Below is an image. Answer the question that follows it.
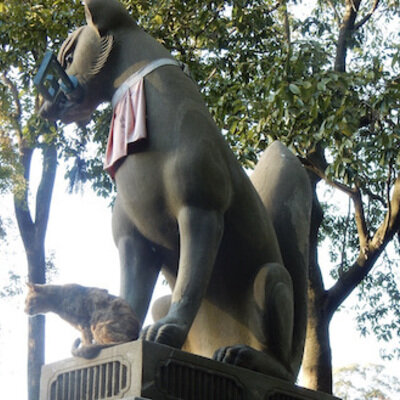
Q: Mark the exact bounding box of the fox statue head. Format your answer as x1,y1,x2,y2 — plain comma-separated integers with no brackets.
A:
39,0,136,123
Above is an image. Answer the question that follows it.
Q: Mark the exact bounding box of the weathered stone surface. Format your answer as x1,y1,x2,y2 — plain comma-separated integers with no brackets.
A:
251,141,311,373
38,0,312,382
40,340,340,400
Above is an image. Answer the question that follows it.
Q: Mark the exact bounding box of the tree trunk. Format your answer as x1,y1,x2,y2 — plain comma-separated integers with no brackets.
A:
14,141,57,400
303,290,333,393
302,162,334,393
334,0,361,72
302,1,380,391
27,315,45,400
26,241,47,400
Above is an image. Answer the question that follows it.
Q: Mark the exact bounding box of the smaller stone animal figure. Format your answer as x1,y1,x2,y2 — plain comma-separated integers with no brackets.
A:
25,282,140,359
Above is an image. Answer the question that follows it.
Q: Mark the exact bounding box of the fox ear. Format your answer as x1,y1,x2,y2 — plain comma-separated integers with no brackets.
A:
26,282,44,292
84,0,134,36
26,282,36,291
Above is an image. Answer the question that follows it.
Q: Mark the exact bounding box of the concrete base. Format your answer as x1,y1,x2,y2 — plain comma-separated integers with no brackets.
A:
40,340,340,400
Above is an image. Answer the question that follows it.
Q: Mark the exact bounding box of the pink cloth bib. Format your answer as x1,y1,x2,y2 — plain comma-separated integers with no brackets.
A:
104,78,146,178
103,58,183,178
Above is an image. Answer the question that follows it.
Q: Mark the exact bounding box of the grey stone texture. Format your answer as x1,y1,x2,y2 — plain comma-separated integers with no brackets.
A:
40,340,340,400
39,0,313,383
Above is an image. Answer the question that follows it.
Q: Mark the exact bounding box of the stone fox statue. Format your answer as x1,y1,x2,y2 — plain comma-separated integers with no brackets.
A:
39,0,311,381
25,283,140,359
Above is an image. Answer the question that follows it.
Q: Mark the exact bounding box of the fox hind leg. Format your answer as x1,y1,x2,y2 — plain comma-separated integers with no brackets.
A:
213,263,295,382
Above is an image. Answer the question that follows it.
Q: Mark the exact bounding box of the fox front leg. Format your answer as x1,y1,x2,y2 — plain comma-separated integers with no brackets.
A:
142,206,224,349
112,197,163,326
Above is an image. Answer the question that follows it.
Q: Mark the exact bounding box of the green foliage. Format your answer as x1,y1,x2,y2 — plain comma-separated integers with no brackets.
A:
63,107,114,198
334,363,400,399
355,252,400,360
0,0,84,126
0,0,84,192
0,130,16,194
289,2,400,358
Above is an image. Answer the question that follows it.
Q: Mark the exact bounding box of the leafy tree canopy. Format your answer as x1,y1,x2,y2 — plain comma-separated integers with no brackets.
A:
0,0,85,193
334,363,400,399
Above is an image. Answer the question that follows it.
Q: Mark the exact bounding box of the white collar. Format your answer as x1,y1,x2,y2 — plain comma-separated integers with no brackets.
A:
111,58,181,108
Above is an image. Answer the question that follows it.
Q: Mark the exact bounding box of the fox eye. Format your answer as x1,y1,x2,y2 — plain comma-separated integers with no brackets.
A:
65,53,74,67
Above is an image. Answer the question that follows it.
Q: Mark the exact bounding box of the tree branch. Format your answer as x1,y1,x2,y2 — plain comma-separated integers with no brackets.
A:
362,186,386,207
301,159,355,197
14,146,35,250
325,175,400,316
340,198,352,268
302,158,372,261
334,0,361,72
354,0,380,30
350,185,369,254
35,143,57,242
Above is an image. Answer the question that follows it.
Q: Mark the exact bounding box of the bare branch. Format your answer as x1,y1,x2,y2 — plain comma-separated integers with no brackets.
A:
362,186,386,207
204,68,217,85
334,0,361,72
265,2,281,15
301,157,379,256
354,0,380,30
35,143,57,243
303,161,370,258
325,175,400,316
302,159,355,197
14,147,35,250
350,185,369,254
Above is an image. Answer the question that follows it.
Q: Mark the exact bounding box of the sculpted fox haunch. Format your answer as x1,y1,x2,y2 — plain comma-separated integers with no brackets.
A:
39,0,311,381
25,283,140,359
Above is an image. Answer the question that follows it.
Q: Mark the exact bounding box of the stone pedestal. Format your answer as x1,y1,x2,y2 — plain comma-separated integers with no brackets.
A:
40,340,339,400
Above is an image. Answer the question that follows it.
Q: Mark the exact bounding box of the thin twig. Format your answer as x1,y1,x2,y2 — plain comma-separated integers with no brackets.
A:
302,159,355,197
302,157,370,253
204,68,217,85
362,186,386,207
